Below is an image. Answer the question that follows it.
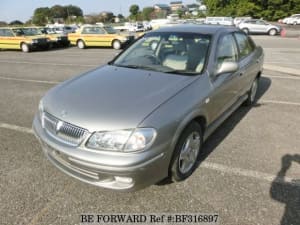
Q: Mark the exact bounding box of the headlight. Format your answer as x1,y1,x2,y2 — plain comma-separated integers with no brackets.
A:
120,37,129,42
86,128,156,152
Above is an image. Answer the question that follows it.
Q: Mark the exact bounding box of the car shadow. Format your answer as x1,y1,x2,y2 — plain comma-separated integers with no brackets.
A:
270,154,300,225
157,76,271,185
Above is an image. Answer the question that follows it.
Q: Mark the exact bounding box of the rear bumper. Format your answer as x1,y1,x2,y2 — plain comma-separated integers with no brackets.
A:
32,115,170,191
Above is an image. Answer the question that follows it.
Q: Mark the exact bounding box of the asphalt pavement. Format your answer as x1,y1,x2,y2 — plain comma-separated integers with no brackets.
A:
0,35,299,225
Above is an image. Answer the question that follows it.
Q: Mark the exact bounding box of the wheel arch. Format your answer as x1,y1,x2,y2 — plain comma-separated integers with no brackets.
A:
20,42,30,52
76,39,84,44
111,38,120,44
167,114,207,179
193,116,207,134
267,27,278,33
256,70,262,79
111,39,122,48
170,111,208,154
20,41,26,48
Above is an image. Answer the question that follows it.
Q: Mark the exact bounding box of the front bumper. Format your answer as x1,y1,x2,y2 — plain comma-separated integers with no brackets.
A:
121,36,135,46
32,115,169,191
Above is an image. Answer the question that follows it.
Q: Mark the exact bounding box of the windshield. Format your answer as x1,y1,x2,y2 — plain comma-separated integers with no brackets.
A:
113,32,211,75
103,26,117,34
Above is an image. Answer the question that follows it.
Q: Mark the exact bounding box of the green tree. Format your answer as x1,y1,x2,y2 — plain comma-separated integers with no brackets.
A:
129,4,140,20
9,20,24,26
99,12,115,23
203,0,298,20
176,9,185,18
50,5,68,19
75,16,85,24
32,7,50,25
141,7,154,20
65,5,83,17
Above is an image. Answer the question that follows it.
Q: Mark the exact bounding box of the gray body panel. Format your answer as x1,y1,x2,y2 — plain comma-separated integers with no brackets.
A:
44,65,196,132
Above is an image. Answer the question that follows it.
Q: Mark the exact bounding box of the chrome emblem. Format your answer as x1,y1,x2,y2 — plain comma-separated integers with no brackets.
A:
56,121,64,133
61,110,67,118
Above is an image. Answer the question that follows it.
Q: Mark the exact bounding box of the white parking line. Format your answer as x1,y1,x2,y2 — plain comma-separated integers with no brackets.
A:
263,74,300,80
265,62,300,65
0,76,60,84
0,123,33,134
0,60,98,67
0,122,299,187
200,161,299,186
260,100,300,106
0,53,115,58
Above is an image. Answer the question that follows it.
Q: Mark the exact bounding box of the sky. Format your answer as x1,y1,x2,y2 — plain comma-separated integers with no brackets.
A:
0,0,197,23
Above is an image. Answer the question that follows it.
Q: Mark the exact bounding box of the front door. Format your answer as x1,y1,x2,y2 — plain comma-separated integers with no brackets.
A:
207,33,241,122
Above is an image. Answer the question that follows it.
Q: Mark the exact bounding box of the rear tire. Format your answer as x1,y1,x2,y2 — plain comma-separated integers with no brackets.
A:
112,40,121,50
21,43,30,53
170,121,203,182
244,78,259,106
242,28,249,34
77,40,85,49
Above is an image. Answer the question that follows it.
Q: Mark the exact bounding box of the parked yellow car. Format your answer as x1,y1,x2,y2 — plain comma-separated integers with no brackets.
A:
0,27,50,52
68,25,134,49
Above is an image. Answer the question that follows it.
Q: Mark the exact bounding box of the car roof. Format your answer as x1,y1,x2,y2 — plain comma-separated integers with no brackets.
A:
152,24,238,35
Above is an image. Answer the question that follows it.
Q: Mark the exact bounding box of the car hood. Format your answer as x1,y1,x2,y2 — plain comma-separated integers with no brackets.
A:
43,65,197,132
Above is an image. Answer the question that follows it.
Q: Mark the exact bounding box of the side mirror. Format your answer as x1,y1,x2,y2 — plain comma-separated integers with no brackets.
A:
215,61,238,76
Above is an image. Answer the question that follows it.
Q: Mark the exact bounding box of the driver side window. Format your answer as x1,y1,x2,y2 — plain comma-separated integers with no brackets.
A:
216,34,238,70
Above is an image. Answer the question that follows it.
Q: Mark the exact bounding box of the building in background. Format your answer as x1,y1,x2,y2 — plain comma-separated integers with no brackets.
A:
170,1,184,11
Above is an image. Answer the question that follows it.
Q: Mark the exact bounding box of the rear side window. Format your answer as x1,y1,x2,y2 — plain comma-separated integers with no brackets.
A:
82,27,105,34
234,32,254,58
0,29,14,37
216,34,238,69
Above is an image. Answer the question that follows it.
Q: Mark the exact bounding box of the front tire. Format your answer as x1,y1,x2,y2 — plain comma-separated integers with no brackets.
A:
170,122,203,182
242,28,249,35
112,40,121,50
269,29,277,36
244,78,259,106
21,43,30,53
77,40,86,49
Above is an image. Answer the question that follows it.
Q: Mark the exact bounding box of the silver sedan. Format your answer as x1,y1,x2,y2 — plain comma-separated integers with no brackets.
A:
33,25,264,191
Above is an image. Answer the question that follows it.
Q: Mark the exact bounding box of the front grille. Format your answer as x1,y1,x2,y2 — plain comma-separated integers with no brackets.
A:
128,36,135,42
43,112,88,146
37,38,48,44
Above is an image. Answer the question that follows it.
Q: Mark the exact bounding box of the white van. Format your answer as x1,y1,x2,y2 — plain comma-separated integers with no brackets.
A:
205,17,234,26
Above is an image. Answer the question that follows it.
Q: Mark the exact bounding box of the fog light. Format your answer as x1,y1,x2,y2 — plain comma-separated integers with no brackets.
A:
115,176,133,184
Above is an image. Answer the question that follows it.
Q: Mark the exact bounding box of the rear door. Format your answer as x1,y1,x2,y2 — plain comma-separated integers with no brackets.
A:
0,28,19,49
81,27,109,47
233,32,258,95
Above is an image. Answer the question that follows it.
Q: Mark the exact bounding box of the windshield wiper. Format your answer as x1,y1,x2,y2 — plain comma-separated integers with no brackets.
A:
112,64,139,69
164,70,199,76
112,64,161,71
